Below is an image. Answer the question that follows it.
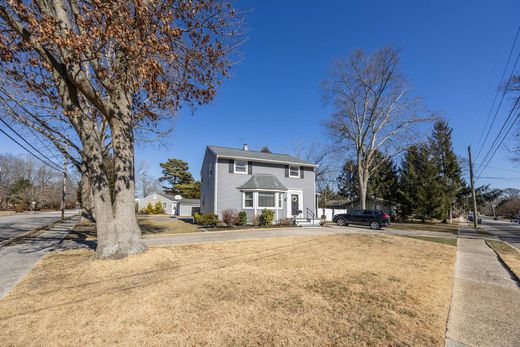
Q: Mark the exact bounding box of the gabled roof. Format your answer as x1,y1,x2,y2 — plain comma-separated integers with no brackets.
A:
237,174,288,191
207,145,316,167
178,198,200,206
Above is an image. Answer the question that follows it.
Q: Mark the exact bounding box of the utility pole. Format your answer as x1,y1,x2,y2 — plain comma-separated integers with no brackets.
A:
61,152,67,220
468,145,478,228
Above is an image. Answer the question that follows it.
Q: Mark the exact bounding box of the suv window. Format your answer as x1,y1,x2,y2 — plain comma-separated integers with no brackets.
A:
350,210,362,215
362,210,374,215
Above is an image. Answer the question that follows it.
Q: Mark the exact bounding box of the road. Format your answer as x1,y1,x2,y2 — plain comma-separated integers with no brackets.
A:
478,218,520,249
0,210,78,242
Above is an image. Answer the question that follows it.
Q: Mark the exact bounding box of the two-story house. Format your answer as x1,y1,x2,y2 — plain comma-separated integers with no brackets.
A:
200,145,317,224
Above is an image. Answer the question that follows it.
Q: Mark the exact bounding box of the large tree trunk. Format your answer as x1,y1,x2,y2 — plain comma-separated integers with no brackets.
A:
79,160,95,223
109,105,146,258
358,163,368,210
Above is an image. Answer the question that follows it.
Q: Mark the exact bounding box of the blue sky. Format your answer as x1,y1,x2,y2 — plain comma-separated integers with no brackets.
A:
1,0,519,189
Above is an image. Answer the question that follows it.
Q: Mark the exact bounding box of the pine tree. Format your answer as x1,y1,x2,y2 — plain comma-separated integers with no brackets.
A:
159,159,198,197
337,160,359,202
398,145,442,221
429,120,463,222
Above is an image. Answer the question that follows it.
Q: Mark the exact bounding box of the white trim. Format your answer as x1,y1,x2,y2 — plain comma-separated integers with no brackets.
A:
288,165,300,178
286,190,303,218
214,154,318,168
214,158,218,214
239,188,286,192
234,160,248,174
242,191,254,209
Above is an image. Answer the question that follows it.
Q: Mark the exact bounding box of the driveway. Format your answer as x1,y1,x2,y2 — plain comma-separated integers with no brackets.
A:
0,210,78,242
460,218,520,249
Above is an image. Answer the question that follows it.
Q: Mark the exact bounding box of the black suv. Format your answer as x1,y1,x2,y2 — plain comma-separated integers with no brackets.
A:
332,210,390,230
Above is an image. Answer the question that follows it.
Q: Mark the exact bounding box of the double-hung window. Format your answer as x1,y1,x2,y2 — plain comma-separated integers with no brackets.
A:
289,165,300,178
244,192,254,208
258,192,276,208
277,193,283,208
234,160,248,174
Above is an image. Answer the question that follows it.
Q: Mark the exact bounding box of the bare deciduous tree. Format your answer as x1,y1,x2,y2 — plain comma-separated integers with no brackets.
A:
323,46,434,209
136,161,161,198
0,1,241,258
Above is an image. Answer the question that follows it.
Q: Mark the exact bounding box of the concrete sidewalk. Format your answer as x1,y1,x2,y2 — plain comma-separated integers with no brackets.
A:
0,217,79,299
445,238,520,347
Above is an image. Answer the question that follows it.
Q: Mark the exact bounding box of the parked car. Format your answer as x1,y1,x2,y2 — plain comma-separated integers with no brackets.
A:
332,210,391,230
511,218,519,223
467,214,482,224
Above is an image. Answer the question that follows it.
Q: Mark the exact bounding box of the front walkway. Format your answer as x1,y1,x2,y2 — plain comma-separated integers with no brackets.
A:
0,217,80,299
445,237,520,347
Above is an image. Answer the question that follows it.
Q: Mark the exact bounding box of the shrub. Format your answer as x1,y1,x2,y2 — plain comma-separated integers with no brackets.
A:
154,201,165,214
279,217,293,226
238,211,247,226
222,209,239,227
320,214,327,226
196,213,219,227
15,201,26,213
259,209,275,226
252,215,260,227
194,212,202,225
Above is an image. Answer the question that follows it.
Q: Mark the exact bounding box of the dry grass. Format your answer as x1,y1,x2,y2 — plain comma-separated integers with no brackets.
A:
0,234,456,346
388,221,460,234
70,215,199,240
486,240,520,279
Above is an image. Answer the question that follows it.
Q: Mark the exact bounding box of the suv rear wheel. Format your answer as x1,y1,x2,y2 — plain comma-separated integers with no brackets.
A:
336,217,348,226
369,221,381,230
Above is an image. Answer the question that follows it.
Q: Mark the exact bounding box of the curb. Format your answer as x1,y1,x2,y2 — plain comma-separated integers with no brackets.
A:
0,214,78,249
483,239,520,283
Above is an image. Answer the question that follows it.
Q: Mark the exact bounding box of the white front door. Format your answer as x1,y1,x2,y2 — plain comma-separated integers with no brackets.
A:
287,190,303,218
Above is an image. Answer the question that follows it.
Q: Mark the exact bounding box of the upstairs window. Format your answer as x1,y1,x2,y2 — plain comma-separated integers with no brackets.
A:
234,160,248,174
289,165,300,178
208,163,213,178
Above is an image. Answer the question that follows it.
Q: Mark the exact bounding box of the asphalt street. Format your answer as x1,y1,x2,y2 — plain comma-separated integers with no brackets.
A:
0,210,77,242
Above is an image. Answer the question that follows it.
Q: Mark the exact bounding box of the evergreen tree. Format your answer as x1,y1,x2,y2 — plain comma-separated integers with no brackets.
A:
337,160,358,202
318,184,340,207
159,159,198,197
398,145,442,221
260,146,271,153
429,120,463,222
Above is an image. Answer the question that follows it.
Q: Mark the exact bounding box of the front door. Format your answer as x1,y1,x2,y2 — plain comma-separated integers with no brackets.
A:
287,190,303,218
291,194,299,217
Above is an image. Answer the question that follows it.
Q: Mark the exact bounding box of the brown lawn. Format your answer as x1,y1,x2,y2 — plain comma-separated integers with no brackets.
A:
70,215,199,240
486,240,520,279
388,220,460,234
0,234,456,346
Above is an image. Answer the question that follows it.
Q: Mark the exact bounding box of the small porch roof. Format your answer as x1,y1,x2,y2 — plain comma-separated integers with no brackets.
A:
237,174,288,191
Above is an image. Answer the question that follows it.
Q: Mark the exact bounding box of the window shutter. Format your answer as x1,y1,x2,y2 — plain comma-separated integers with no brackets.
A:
285,165,289,177
300,166,304,179
248,161,253,175
229,159,234,173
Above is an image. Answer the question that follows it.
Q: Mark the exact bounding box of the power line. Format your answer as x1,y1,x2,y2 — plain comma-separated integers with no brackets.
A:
476,45,520,161
476,103,520,179
0,118,63,172
0,126,63,173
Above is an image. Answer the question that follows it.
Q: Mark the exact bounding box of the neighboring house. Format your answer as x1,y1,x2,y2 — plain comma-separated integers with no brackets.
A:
136,193,200,216
200,144,317,224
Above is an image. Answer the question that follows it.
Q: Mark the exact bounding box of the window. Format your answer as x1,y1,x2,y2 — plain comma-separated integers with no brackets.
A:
244,192,253,208
278,193,283,208
162,203,167,209
234,160,248,174
289,165,300,178
258,192,276,208
209,163,213,177
362,210,374,215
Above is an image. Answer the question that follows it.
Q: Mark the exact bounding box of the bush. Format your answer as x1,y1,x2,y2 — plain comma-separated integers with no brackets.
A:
153,201,165,214
222,209,239,227
15,201,26,213
259,209,275,226
252,215,260,227
238,211,247,226
279,217,293,226
194,212,202,225
195,213,219,227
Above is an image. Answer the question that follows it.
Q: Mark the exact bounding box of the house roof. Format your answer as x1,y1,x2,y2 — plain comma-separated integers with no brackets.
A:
207,145,316,167
237,174,288,191
178,198,200,206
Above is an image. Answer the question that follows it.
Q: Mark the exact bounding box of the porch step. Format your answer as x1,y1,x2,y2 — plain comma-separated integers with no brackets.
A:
295,218,321,227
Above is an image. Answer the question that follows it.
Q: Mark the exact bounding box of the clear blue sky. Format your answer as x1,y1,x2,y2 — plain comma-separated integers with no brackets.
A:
1,0,519,189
